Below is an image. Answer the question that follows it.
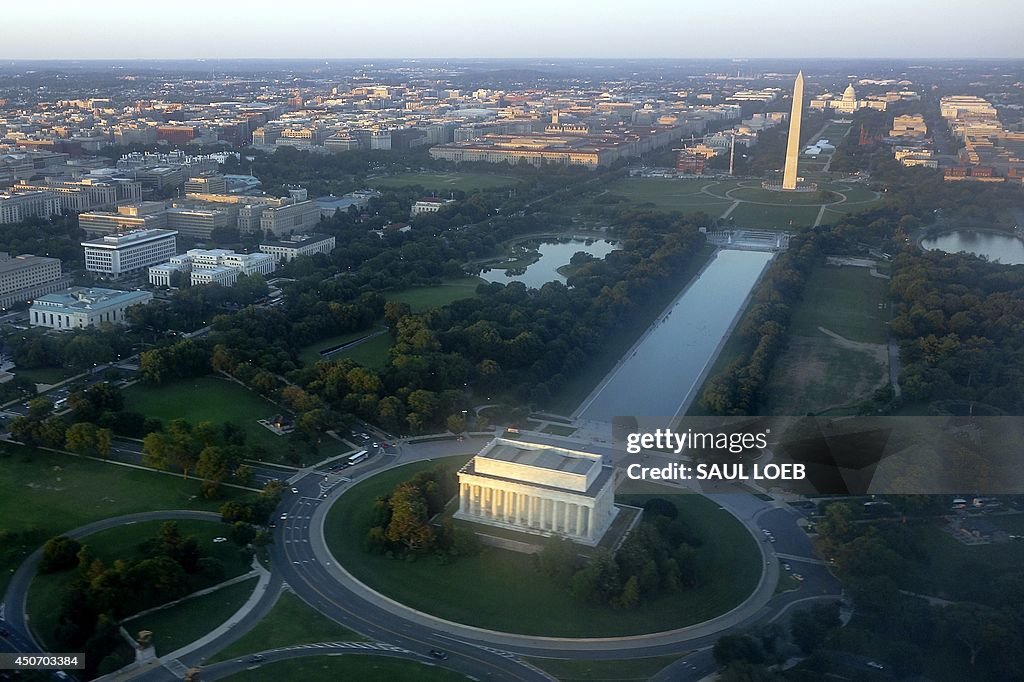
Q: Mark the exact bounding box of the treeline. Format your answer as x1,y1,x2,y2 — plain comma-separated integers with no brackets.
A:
889,249,1024,414
43,522,238,678
364,465,480,561
536,498,701,610
0,214,84,264
811,502,1024,679
700,232,824,414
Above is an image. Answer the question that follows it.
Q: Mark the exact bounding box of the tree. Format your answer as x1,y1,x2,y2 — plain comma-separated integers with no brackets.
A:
40,536,82,573
65,422,99,456
384,482,434,552
714,634,765,666
445,412,467,434
96,428,113,460
789,602,841,655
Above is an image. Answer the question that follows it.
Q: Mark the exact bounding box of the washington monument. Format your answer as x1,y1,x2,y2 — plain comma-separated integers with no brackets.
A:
782,71,804,190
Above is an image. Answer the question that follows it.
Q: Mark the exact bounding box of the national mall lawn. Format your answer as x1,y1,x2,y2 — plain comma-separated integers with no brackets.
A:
324,456,762,638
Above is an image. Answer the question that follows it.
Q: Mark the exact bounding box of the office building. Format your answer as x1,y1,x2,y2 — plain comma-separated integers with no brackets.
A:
30,287,153,330
259,233,336,263
149,248,275,287
165,206,230,239
82,229,178,278
259,200,320,236
0,253,71,309
0,191,60,224
411,198,455,216
890,114,928,139
184,173,228,195
12,178,142,212
79,202,168,236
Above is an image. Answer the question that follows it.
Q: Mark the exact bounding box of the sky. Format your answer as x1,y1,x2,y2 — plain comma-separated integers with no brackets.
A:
3,0,1022,60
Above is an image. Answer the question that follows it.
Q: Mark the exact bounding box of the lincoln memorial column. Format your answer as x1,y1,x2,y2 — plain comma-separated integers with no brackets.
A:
472,485,481,516
460,483,470,511
587,506,595,539
525,495,534,527
576,504,586,537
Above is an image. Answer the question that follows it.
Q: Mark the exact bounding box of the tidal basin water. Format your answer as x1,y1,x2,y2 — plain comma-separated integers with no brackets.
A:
480,239,619,289
921,230,1024,265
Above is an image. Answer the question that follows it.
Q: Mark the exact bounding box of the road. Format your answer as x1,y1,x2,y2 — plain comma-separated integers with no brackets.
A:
0,431,841,682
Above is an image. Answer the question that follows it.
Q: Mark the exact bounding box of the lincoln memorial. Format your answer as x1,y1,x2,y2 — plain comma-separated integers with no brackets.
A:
454,437,618,546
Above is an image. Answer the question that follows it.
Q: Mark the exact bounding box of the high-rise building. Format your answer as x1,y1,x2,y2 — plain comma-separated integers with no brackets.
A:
782,72,804,191
81,229,178,279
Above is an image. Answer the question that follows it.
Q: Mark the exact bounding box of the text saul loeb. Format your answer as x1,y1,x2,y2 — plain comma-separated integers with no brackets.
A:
626,462,806,481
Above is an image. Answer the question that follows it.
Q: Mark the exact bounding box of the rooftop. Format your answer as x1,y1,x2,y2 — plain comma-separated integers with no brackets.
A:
32,286,150,310
485,441,594,475
81,229,177,248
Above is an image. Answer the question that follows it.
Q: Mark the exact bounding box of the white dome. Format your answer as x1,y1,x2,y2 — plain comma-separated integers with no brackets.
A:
843,84,857,101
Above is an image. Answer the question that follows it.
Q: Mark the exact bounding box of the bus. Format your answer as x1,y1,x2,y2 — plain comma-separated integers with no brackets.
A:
347,450,369,466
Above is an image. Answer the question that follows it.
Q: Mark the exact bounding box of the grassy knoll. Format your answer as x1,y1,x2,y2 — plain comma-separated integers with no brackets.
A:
788,265,889,343
387,277,483,312
28,519,250,652
726,202,822,229
336,334,392,370
221,656,469,682
550,243,717,415
369,171,520,192
298,328,384,366
324,456,761,637
208,591,363,663
123,376,292,461
604,177,732,214
0,443,231,596
524,654,685,682
131,577,258,655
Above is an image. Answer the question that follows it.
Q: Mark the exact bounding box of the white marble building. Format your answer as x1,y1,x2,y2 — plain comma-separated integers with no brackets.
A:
455,438,617,546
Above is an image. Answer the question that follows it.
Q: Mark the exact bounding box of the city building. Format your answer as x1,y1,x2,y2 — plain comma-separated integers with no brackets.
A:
0,253,71,309
165,206,230,239
184,173,228,195
890,114,928,139
30,287,153,330
676,145,718,174
411,198,455,216
313,189,380,217
454,437,618,547
809,84,889,113
148,248,275,287
11,178,142,212
259,200,321,236
82,229,178,279
78,202,168,236
259,233,336,263
0,190,60,224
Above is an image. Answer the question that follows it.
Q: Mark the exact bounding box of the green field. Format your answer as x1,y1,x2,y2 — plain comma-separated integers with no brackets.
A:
299,328,384,366
324,456,761,637
788,266,890,343
388,277,483,312
28,519,251,653
726,202,823,228
221,655,468,682
0,444,230,596
14,366,79,385
727,186,835,205
209,591,363,663
336,334,392,370
525,654,685,681
131,577,257,655
603,178,732,215
123,376,293,462
369,172,520,192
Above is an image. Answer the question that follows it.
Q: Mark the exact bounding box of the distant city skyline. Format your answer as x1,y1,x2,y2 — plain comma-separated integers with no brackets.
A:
2,0,1022,60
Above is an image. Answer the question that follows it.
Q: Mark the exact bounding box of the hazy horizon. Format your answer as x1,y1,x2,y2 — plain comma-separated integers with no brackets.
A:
3,0,1021,60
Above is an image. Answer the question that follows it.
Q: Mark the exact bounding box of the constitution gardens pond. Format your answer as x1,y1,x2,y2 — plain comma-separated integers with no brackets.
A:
479,238,619,289
921,230,1024,265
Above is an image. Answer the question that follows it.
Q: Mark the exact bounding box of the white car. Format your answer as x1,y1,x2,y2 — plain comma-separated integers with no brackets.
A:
213,537,228,543
291,487,299,494
280,513,288,520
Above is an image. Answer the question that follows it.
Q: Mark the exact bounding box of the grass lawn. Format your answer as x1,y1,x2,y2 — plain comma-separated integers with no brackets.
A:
550,243,717,415
325,457,761,637
524,654,685,681
14,366,80,385
0,443,231,597
208,591,364,663
540,424,577,437
726,202,822,229
788,266,889,343
369,171,520,192
123,376,293,462
337,334,392,370
728,186,834,205
130,577,258,656
220,655,468,682
28,519,251,652
604,178,733,215
387,277,483,312
759,340,886,415
298,328,383,366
